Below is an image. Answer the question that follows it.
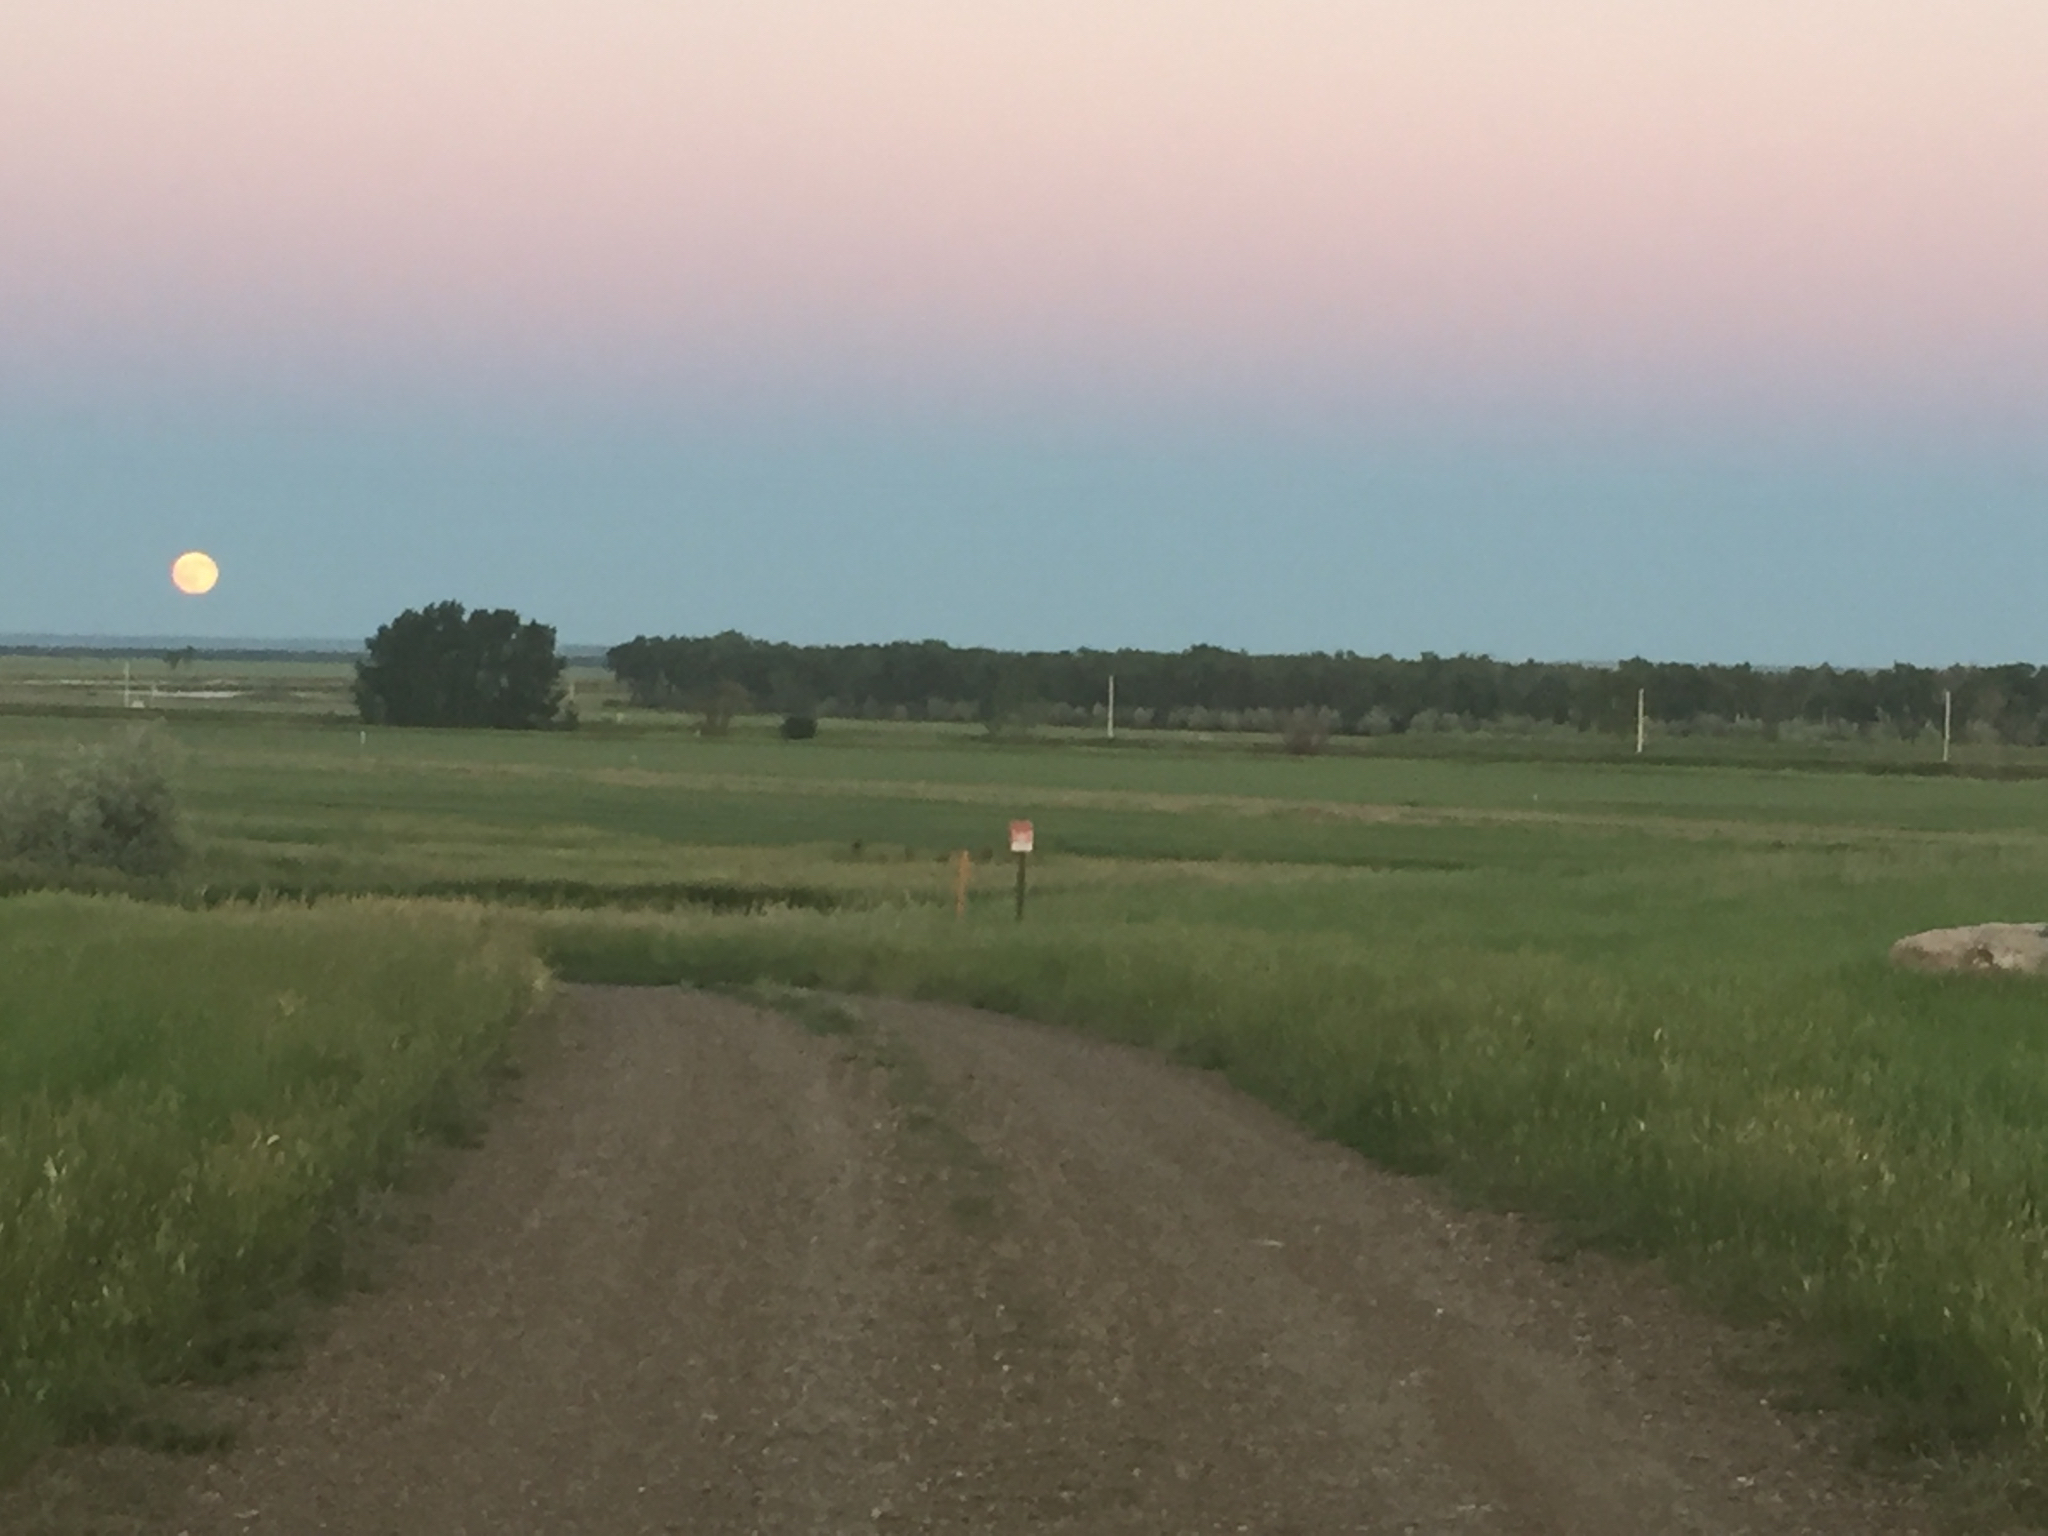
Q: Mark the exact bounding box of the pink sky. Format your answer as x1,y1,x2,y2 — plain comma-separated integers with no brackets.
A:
4,2,2044,431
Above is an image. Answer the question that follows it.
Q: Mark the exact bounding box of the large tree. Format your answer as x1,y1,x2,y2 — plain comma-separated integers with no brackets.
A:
355,601,567,729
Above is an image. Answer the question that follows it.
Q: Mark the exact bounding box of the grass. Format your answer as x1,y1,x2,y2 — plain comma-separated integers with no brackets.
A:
9,681,2048,1511
0,894,544,1472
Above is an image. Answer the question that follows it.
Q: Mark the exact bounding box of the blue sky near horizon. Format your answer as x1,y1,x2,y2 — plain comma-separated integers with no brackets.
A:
10,403,2041,664
6,4,2044,664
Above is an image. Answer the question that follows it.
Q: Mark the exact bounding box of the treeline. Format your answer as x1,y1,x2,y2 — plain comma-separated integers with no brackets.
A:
606,633,2048,743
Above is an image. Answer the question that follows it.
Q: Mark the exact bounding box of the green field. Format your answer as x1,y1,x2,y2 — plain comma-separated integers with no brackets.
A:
7,657,2048,1503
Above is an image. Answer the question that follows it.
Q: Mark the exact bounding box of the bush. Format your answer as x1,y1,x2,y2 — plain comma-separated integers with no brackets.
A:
0,734,184,877
1281,708,1333,756
780,714,818,740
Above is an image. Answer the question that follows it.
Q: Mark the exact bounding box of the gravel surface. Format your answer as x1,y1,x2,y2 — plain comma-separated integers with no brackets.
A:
8,985,1946,1533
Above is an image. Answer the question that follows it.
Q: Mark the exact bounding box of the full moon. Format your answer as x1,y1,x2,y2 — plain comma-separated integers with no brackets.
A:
170,551,219,595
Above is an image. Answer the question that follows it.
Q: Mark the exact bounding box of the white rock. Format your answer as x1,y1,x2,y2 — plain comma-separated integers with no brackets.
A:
1889,923,2048,976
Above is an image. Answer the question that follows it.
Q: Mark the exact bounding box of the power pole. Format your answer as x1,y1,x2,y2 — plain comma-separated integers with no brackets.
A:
1943,689,1953,765
1107,674,1116,742
1635,688,1646,756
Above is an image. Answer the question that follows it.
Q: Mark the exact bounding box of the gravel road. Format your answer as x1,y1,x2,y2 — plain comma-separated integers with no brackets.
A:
11,985,1941,1534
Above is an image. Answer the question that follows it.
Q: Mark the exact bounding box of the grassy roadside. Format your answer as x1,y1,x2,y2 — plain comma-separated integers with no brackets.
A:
540,905,2048,1488
0,895,545,1473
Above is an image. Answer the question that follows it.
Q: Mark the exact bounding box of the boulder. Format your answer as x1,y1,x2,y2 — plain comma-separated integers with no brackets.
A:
1889,923,2048,976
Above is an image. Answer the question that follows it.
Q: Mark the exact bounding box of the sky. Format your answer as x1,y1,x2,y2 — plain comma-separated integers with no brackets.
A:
4,1,2044,662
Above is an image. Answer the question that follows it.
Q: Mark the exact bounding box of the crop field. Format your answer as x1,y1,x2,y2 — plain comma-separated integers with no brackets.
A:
8,654,2048,1500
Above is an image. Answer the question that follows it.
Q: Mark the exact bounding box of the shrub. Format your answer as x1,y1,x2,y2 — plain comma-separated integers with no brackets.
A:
780,714,819,740
983,694,1049,741
1281,708,1333,756
0,734,184,877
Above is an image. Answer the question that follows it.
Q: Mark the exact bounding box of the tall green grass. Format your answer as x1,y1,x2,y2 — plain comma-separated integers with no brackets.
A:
0,895,544,1469
541,906,2048,1458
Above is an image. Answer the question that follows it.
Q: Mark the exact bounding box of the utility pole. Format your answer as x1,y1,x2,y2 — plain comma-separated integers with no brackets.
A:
1635,688,1646,756
1107,674,1116,742
1943,689,1953,765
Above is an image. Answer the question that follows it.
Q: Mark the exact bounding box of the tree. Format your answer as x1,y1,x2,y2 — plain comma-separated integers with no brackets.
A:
355,601,567,729
603,629,2048,746
695,679,751,737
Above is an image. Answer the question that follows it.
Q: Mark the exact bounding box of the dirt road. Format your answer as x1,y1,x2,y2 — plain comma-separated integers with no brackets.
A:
13,986,1939,1533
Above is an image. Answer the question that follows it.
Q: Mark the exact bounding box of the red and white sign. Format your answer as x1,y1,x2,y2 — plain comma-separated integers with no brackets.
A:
1009,820,1034,855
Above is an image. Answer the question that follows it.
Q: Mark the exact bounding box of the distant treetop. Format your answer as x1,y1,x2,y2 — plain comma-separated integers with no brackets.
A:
606,632,2048,744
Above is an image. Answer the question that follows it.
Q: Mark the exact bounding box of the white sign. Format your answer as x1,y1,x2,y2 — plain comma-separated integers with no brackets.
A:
1009,820,1034,855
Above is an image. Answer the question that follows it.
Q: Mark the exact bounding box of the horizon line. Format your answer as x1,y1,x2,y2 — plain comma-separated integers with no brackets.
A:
4,633,2037,675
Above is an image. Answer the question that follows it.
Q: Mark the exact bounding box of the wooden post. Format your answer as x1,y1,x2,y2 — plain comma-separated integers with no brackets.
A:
953,849,971,917
1943,689,1953,765
1635,688,1646,756
1007,820,1033,920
